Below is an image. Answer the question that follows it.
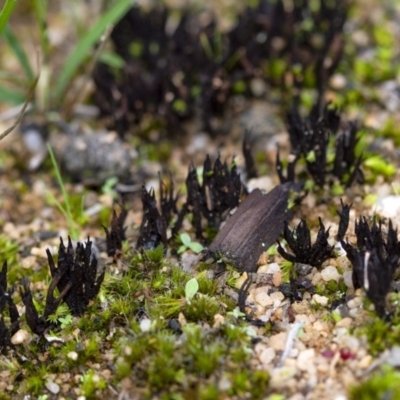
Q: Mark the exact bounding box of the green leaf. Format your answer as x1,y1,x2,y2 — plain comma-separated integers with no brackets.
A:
3,26,35,80
364,155,396,178
54,0,132,101
0,85,25,104
0,0,17,36
185,278,199,302
180,233,191,246
188,241,204,254
98,51,125,69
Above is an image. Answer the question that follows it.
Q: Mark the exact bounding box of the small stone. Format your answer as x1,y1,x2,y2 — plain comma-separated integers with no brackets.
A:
330,73,347,89
45,381,60,394
295,263,313,276
312,294,329,307
270,291,285,302
259,347,276,366
336,255,351,270
257,252,268,266
272,272,282,287
268,332,287,351
321,266,341,282
343,271,353,289
335,317,353,328
358,355,373,369
297,349,315,371
67,352,78,361
255,291,273,308
347,297,362,309
11,329,29,345
140,318,152,332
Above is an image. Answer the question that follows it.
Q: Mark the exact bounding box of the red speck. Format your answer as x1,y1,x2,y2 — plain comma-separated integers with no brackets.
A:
339,348,356,360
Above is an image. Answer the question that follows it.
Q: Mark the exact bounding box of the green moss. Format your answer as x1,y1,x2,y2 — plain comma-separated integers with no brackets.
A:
349,366,400,400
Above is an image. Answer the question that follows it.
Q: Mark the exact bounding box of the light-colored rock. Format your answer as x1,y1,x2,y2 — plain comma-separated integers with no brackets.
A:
45,381,60,394
268,332,287,351
67,351,78,361
312,294,329,307
297,349,315,371
321,266,341,282
347,297,362,309
255,291,273,308
272,272,282,287
343,271,353,289
11,329,29,345
259,347,276,366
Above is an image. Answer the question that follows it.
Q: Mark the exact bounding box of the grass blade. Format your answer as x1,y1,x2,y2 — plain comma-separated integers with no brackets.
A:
47,144,79,240
0,73,39,141
0,85,25,104
53,0,132,101
3,25,35,80
0,0,17,36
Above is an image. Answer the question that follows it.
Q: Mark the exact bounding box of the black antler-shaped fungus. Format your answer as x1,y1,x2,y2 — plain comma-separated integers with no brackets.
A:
178,155,241,242
336,199,352,241
137,186,168,251
341,218,400,317
20,269,70,335
103,209,127,258
278,217,334,268
0,262,19,352
47,237,104,316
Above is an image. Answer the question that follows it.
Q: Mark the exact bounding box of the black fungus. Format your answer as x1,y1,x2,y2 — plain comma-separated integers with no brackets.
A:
137,185,168,251
278,102,363,188
278,217,334,268
93,1,348,137
175,155,241,242
0,262,19,352
46,237,104,316
341,218,400,317
336,199,352,241
103,209,127,258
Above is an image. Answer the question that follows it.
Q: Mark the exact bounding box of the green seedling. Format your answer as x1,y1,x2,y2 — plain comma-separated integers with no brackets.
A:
178,233,204,254
46,143,83,240
185,277,199,303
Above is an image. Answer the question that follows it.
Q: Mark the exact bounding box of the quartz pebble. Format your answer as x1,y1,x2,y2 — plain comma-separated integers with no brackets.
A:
347,297,362,309
11,329,29,345
45,381,60,394
255,291,273,308
312,294,329,307
259,347,276,366
321,266,341,282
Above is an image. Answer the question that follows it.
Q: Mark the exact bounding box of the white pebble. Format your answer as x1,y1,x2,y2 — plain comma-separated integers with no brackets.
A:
45,381,60,394
67,351,78,361
140,318,152,332
259,347,276,366
347,297,362,309
255,291,273,308
11,329,29,345
266,263,281,274
321,266,341,282
312,294,329,307
343,271,354,289
297,349,315,371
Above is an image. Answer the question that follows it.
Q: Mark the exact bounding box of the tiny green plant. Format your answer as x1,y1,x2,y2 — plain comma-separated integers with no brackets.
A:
185,278,199,304
178,233,204,254
46,143,82,240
